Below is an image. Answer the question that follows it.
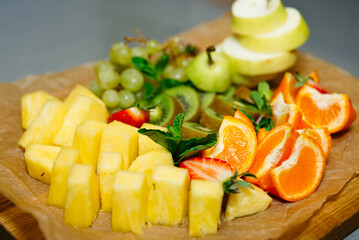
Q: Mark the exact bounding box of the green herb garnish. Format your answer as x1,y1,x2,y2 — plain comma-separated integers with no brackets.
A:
294,71,309,88
223,170,257,194
132,53,169,80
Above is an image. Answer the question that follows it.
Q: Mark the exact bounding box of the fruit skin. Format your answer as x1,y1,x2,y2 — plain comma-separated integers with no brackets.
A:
186,51,231,93
24,144,61,184
112,170,148,235
138,123,168,155
146,165,190,226
181,122,215,139
199,107,224,132
108,106,149,128
189,180,223,237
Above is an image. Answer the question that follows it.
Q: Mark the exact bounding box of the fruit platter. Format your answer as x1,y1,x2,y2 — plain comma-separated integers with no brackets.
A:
1,1,359,239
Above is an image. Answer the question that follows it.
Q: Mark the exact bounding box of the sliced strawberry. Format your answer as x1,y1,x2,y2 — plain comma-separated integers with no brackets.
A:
179,157,233,181
108,106,149,128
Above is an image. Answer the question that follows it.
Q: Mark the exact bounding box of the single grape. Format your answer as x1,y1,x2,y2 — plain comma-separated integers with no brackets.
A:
135,89,145,100
163,64,175,79
118,89,136,108
131,47,148,59
94,60,114,76
120,68,144,92
97,69,121,90
109,42,132,65
168,67,187,82
176,56,193,68
146,39,160,55
102,89,120,108
88,79,104,97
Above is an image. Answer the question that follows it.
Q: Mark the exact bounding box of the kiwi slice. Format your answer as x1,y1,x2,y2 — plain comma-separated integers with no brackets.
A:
163,85,201,122
148,94,183,127
199,92,216,109
221,85,236,99
210,95,258,117
199,107,224,131
181,122,216,139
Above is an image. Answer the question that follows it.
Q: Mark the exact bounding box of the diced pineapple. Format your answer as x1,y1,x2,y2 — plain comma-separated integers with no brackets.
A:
73,119,106,171
48,147,80,208
53,95,108,147
18,99,68,149
99,121,138,169
112,170,148,235
21,90,58,129
189,180,223,237
128,149,173,187
97,152,125,212
138,123,168,155
24,144,61,184
64,164,100,228
146,165,189,226
63,84,105,108
225,183,272,221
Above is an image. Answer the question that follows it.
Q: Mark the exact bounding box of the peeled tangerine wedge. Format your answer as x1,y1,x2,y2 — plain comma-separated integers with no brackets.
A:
239,7,309,53
231,0,288,36
296,128,331,159
295,84,357,134
271,92,302,129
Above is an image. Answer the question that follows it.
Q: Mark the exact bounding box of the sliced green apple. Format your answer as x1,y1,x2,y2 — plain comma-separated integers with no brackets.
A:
221,36,297,76
239,7,310,53
231,0,287,36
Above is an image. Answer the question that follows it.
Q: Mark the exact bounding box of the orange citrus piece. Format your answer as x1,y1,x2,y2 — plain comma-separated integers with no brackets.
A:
234,109,254,127
271,72,298,104
296,128,331,159
257,128,267,144
271,92,302,129
295,85,357,134
308,69,320,84
268,133,325,202
204,116,257,174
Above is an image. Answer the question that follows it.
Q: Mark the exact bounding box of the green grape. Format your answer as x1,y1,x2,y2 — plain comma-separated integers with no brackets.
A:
97,69,121,90
118,89,136,108
135,89,145,100
94,60,114,76
146,39,160,55
176,56,193,68
120,68,144,92
163,64,175,78
88,79,104,97
108,105,123,115
131,46,148,59
168,67,187,82
109,42,132,65
102,89,120,108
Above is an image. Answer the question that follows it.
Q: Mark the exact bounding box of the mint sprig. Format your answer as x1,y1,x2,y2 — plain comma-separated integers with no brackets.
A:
132,53,169,80
223,170,257,194
294,71,309,88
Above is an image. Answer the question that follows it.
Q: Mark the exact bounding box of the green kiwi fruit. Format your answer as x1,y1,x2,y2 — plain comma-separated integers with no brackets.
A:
210,95,258,117
221,85,236,99
199,92,216,109
181,122,216,139
163,85,201,122
199,107,224,131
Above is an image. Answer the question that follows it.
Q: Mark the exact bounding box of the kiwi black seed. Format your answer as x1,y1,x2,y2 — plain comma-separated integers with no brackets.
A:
199,107,224,131
181,122,216,139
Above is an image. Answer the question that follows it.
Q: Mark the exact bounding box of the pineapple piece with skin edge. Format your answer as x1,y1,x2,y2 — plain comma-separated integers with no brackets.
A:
99,121,138,169
146,165,190,226
24,144,61,184
73,119,106,171
18,99,68,149
48,147,80,208
97,152,125,212
225,182,272,221
53,95,108,147
64,164,100,228
21,90,58,129
63,84,105,108
189,180,223,237
112,170,148,235
138,123,168,155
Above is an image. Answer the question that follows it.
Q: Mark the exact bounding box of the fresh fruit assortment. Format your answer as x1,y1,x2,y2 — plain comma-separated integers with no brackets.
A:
16,0,357,238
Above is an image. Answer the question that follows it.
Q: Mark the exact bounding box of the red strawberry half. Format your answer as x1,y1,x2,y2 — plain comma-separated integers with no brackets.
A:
108,106,149,128
179,157,234,181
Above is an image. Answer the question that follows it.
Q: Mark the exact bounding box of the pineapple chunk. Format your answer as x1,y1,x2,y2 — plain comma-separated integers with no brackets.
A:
225,183,272,221
53,95,108,147
48,147,80,208
112,170,148,235
21,90,58,129
146,165,189,226
97,152,125,212
73,119,106,171
64,164,100,228
138,123,168,155
24,144,61,184
63,84,105,108
189,180,223,237
99,121,138,169
18,99,68,149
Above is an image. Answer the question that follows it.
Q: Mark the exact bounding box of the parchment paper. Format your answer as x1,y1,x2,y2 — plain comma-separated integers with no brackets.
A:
1,13,359,240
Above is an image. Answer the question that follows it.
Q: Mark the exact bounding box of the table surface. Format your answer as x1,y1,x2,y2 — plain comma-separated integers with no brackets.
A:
0,0,358,239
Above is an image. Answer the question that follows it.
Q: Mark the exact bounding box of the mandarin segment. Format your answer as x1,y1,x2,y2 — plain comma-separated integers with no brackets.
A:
271,92,302,129
296,128,331,159
271,72,298,104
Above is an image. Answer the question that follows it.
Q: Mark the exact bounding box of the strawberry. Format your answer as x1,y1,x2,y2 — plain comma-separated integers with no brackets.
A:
107,106,149,128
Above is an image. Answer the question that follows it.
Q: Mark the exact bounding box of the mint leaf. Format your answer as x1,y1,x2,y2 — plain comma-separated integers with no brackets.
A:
143,82,156,100
132,57,157,79
223,170,257,194
258,81,273,101
294,72,309,88
258,117,274,132
167,112,185,138
155,54,169,78
137,128,178,153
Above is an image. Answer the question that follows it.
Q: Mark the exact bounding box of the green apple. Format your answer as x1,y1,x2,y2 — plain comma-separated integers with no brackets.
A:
186,46,231,93
231,0,287,36
239,7,310,53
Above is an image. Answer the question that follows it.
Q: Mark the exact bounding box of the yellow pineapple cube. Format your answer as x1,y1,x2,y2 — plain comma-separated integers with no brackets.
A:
48,147,80,208
53,95,108,147
146,165,189,226
18,99,68,149
97,152,125,212
138,123,168,155
64,164,100,228
99,121,138,169
189,180,224,237
21,90,58,129
63,84,105,108
24,144,61,184
73,119,106,170
225,183,272,221
112,170,148,235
